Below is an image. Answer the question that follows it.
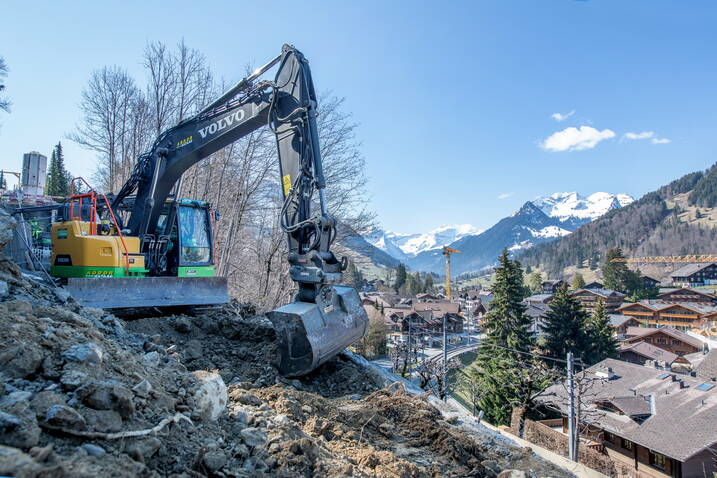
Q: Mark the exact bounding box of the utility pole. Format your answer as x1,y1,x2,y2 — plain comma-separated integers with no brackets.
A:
442,315,447,400
567,351,577,462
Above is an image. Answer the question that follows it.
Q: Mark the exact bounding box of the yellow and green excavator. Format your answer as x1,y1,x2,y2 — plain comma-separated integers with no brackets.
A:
47,44,368,376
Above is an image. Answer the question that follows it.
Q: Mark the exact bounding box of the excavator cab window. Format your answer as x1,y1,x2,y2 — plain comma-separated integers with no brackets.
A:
177,204,212,265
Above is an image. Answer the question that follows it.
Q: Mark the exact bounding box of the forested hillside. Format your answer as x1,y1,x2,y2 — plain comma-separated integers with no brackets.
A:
520,163,717,278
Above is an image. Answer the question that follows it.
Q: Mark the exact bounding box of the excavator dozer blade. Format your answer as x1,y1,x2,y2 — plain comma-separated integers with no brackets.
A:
266,285,369,377
66,277,229,309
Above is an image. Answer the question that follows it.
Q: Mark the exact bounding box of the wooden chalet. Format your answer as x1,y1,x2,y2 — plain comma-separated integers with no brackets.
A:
570,288,626,313
657,288,717,305
671,263,717,287
622,326,704,357
617,301,717,331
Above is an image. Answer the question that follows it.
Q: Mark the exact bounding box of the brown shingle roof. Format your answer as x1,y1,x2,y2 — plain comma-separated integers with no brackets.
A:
539,358,717,461
618,341,678,364
622,326,704,350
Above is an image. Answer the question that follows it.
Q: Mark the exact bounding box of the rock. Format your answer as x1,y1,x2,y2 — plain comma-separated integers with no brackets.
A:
77,381,135,419
62,343,104,366
0,209,17,252
0,445,41,478
53,287,71,303
45,405,87,431
81,444,106,457
81,409,123,433
0,412,22,434
143,351,161,367
183,340,203,361
0,343,44,378
30,390,67,419
0,391,33,408
232,392,261,407
497,471,528,478
203,449,228,472
378,422,393,437
127,437,161,461
172,317,193,333
240,427,267,447
191,371,227,421
132,379,153,398
0,280,9,300
60,369,88,390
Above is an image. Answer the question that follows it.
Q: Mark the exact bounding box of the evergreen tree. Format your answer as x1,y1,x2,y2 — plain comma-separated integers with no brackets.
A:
424,273,434,292
0,171,6,190
585,299,618,365
602,247,629,291
571,273,585,290
526,271,543,294
474,249,534,424
542,284,589,362
394,263,407,293
46,142,71,196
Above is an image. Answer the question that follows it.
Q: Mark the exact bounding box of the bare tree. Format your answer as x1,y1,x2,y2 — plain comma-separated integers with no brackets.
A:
143,41,177,135
0,56,10,113
416,356,459,399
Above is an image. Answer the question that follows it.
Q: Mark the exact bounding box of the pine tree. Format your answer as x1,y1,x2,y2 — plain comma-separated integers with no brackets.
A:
602,247,629,292
46,142,71,196
526,271,543,294
585,299,618,365
394,263,407,293
474,249,534,424
424,273,434,292
572,273,585,290
542,284,589,362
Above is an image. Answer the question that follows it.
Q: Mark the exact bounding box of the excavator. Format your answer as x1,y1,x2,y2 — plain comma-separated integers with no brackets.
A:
48,44,368,376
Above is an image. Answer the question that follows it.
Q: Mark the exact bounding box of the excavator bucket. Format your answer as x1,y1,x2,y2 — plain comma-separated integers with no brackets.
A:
266,285,368,377
66,277,229,309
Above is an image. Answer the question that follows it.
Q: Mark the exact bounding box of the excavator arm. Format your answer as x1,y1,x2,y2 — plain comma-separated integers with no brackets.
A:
107,44,367,376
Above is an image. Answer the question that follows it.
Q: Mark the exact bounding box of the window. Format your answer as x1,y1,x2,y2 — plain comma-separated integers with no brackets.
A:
622,438,633,450
696,382,716,391
649,450,666,470
178,206,211,264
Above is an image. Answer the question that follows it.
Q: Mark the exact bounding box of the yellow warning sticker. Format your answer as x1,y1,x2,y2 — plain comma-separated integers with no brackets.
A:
282,174,291,196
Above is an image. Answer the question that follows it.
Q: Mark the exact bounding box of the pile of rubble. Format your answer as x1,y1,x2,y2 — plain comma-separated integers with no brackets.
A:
0,209,573,477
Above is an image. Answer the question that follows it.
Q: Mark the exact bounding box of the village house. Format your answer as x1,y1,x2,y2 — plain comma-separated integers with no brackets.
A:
617,301,717,331
670,263,717,288
570,288,626,314
584,280,604,289
642,275,660,289
524,293,553,305
621,326,704,357
617,341,678,367
541,280,566,294
657,288,717,305
538,359,717,478
609,314,642,338
383,300,465,335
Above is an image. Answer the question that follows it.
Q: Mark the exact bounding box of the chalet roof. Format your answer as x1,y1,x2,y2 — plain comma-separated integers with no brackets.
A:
584,281,604,288
415,293,438,300
618,341,679,364
412,301,461,318
609,314,636,327
524,294,553,303
695,350,717,381
539,358,717,461
671,262,717,278
571,288,626,299
658,287,717,300
618,300,717,315
541,280,564,286
524,303,549,319
607,396,652,416
623,326,704,349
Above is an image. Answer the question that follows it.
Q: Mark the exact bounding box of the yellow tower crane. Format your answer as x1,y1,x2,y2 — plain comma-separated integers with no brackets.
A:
611,255,717,264
443,246,461,299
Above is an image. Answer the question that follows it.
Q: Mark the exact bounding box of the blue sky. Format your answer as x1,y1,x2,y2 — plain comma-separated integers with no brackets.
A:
1,1,716,233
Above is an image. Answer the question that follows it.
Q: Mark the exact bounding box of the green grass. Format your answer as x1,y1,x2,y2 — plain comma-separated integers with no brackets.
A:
448,352,478,411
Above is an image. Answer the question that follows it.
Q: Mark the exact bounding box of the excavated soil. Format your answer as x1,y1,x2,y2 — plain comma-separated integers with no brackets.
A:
0,210,574,478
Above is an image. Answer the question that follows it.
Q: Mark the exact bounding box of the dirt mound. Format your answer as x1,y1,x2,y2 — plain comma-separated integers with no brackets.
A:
0,215,573,477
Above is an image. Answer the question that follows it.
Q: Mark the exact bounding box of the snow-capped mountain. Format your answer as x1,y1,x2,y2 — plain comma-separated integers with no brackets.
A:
366,224,482,259
532,192,634,229
360,191,634,275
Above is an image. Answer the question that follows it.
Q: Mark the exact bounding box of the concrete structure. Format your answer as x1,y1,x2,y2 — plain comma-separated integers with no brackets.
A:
21,151,47,196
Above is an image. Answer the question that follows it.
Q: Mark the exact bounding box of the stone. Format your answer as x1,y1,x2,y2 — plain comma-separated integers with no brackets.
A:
0,391,33,408
81,409,123,433
143,351,161,367
0,280,9,299
30,390,67,419
203,449,228,472
0,399,41,449
45,405,87,431
378,422,393,437
0,445,41,478
183,340,203,361
127,437,161,461
191,371,227,421
0,412,22,434
172,317,193,333
60,369,88,390
53,287,71,303
62,343,104,366
77,381,135,419
232,392,261,407
0,343,44,378
81,443,106,457
497,471,528,478
132,379,153,398
240,427,267,447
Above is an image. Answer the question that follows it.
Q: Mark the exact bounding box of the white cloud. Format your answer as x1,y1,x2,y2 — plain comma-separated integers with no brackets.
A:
623,131,654,140
540,126,616,152
497,192,514,200
651,137,671,144
551,110,575,122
